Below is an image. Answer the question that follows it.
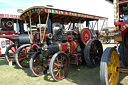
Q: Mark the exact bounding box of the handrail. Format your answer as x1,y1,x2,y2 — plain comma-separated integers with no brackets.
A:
41,13,49,43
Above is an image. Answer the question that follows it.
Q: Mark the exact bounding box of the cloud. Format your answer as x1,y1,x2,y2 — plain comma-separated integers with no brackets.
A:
0,8,20,15
0,1,9,3
0,0,114,27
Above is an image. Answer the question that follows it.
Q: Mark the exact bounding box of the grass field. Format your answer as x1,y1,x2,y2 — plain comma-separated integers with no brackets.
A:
0,43,128,85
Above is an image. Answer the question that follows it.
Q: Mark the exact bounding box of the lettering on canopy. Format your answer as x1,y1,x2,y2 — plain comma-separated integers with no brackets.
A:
0,14,19,19
45,8,101,20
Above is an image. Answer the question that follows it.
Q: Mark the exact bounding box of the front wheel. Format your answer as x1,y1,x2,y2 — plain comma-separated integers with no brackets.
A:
49,52,70,81
29,51,48,76
100,47,120,85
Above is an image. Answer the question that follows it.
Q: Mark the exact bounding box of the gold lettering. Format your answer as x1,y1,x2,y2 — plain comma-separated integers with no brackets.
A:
55,10,58,14
78,14,81,16
65,12,68,15
69,12,71,15
48,9,52,13
61,11,63,14
52,10,55,13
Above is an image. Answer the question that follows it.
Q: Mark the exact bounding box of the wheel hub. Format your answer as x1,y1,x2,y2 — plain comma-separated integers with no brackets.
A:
58,64,64,69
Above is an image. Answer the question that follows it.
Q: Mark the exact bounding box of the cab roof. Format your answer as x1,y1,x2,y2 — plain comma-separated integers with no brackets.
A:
20,6,108,23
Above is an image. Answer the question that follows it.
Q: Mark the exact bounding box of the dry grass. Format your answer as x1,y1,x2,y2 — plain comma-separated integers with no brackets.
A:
0,58,102,85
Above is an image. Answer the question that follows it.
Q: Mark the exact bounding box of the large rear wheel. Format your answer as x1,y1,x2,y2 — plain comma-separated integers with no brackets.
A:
49,52,70,81
119,42,128,67
5,44,17,64
100,47,120,85
84,39,103,67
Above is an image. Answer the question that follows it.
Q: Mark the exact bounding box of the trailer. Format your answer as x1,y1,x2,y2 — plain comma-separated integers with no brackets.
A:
0,14,19,57
0,14,29,64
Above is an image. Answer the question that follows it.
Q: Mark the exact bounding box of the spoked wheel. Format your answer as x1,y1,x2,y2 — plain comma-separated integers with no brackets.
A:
119,42,128,67
124,31,128,49
49,52,70,81
29,51,49,76
15,44,31,68
100,47,120,85
5,44,17,64
84,39,103,67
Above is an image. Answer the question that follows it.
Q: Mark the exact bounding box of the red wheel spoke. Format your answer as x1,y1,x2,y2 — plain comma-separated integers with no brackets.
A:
54,62,60,66
20,60,25,65
62,57,65,63
55,69,61,77
35,65,40,71
64,61,67,65
53,67,58,71
14,46,17,50
19,57,26,60
62,69,65,76
56,57,59,64
10,48,15,53
50,52,70,81
59,70,61,78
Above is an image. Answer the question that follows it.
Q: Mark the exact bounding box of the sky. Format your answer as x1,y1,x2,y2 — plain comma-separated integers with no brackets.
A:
0,0,114,27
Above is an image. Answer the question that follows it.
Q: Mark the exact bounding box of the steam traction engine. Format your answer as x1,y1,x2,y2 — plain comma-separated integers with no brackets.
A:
100,0,128,85
14,6,107,81
0,14,29,64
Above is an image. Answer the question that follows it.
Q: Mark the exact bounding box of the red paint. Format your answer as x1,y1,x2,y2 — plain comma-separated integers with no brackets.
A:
81,29,91,45
68,35,73,41
59,41,78,53
68,41,78,53
32,44,39,49
0,14,19,19
61,43,68,52
0,48,1,54
114,22,128,45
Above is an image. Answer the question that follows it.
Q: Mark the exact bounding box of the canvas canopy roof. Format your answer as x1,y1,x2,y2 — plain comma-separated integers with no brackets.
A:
20,6,108,24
